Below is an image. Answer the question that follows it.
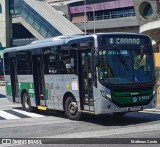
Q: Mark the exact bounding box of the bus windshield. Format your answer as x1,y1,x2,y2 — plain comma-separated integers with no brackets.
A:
98,48,155,84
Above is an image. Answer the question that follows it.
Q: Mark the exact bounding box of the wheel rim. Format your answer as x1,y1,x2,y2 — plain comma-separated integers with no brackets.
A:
68,101,78,116
24,94,30,109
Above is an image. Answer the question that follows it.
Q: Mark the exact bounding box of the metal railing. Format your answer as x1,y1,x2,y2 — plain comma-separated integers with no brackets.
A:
12,38,37,47
87,12,135,21
10,0,61,38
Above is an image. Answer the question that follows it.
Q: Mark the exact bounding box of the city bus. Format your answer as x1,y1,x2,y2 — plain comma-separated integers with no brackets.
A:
3,33,156,120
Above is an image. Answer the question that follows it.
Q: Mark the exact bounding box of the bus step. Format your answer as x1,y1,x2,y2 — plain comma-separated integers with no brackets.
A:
37,106,47,110
80,110,94,114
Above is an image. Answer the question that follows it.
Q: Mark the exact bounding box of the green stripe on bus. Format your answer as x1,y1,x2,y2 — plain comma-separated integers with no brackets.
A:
6,82,49,100
6,83,12,96
112,94,153,104
111,89,153,97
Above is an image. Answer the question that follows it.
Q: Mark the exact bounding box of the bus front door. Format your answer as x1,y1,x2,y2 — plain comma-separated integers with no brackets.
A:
79,51,94,112
10,57,18,102
32,55,46,106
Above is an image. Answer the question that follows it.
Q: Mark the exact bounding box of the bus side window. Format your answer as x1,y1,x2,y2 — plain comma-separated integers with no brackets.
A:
59,47,77,74
43,48,58,74
17,51,32,75
70,49,77,74
4,53,10,75
59,48,71,74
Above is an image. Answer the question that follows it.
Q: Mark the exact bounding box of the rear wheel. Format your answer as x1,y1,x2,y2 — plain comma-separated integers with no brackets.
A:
65,97,81,120
22,92,35,112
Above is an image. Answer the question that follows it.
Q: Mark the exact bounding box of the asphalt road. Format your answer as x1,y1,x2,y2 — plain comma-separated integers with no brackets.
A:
1,86,160,146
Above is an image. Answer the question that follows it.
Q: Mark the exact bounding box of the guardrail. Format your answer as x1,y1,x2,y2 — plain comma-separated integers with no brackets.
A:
87,12,135,21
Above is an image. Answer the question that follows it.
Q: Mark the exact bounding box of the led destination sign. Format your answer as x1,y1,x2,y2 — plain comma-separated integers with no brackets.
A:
110,38,140,45
99,36,151,46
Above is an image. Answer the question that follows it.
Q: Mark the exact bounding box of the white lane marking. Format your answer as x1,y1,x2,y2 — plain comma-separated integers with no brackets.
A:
43,123,160,138
12,109,45,118
0,110,21,120
144,109,160,112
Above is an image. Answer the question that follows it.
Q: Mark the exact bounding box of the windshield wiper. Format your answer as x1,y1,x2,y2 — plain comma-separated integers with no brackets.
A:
113,47,129,71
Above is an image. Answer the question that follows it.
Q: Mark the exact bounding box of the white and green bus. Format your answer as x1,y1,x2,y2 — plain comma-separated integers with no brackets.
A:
4,33,156,120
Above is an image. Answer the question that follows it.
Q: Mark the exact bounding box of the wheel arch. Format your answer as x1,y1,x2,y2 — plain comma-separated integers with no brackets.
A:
63,92,76,111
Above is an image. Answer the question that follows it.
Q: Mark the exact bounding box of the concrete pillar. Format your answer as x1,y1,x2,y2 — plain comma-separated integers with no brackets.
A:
0,0,10,48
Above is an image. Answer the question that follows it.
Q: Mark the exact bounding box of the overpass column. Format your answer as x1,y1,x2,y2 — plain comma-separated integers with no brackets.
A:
0,0,11,48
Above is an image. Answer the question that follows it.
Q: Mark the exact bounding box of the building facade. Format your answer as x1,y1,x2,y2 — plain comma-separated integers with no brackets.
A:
0,0,10,48
53,0,139,34
0,0,139,48
133,0,160,51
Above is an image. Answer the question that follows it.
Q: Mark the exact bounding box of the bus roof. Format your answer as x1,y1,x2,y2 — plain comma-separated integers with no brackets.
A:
4,33,150,53
4,35,93,53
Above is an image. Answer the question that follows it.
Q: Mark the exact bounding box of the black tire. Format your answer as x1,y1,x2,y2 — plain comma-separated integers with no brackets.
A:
113,112,127,117
22,92,35,112
65,97,81,120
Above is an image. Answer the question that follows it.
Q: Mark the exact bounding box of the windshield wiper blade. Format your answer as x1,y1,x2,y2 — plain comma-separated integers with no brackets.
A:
113,47,129,71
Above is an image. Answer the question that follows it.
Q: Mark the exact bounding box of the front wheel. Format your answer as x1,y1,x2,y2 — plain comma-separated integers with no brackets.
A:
22,92,35,112
65,97,81,120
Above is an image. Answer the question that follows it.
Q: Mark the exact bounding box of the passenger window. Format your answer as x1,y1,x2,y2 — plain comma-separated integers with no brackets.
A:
4,53,10,75
59,45,77,74
43,48,58,74
43,45,78,75
17,51,32,75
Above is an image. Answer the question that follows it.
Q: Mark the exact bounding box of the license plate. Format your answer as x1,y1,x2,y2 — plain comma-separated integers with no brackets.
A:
129,107,142,112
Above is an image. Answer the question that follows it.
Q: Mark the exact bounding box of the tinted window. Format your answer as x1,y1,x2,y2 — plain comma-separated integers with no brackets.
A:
43,47,58,74
17,51,32,75
98,48,154,84
0,59,3,75
0,4,2,13
59,48,77,74
3,53,10,75
43,45,77,74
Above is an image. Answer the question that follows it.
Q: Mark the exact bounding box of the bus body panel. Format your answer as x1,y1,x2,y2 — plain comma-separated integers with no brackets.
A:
62,74,80,110
44,74,80,111
95,82,156,114
94,82,115,114
5,75,13,102
17,75,35,104
44,74,63,110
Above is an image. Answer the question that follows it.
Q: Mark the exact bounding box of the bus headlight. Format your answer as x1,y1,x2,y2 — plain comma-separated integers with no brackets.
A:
153,85,156,95
101,90,111,100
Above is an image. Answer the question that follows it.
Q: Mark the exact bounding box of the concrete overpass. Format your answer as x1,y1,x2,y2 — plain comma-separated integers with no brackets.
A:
0,0,83,47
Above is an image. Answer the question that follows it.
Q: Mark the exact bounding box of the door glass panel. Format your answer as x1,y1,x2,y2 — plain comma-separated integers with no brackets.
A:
10,57,18,101
32,55,45,106
80,51,94,111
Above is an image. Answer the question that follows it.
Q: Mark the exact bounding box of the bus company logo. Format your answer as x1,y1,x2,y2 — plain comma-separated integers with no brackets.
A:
2,139,12,145
109,38,114,44
131,92,139,96
133,97,138,103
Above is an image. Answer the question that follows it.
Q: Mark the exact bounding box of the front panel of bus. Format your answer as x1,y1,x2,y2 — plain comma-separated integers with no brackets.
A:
95,34,156,114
